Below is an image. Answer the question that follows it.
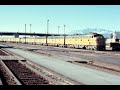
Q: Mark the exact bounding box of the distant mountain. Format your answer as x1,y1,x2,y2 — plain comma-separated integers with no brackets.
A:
69,28,113,38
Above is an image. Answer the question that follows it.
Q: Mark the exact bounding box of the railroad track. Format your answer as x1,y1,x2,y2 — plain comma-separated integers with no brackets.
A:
0,48,78,85
0,49,51,85
3,60,50,85
0,59,78,85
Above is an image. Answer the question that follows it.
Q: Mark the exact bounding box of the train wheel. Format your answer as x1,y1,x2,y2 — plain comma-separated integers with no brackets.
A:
92,46,95,50
83,46,86,49
89,46,91,50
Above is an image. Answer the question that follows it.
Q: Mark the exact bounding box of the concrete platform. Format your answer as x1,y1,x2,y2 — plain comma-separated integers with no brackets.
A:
0,44,13,48
6,48,120,85
0,56,25,60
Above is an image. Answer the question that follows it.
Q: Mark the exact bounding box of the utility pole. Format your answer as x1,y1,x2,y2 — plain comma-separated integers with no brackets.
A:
58,26,60,34
25,24,26,44
64,24,66,46
30,24,31,33
46,20,49,45
47,20,49,34
64,25,66,35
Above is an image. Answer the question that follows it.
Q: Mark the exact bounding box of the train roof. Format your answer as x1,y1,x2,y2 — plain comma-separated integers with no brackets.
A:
68,33,102,36
34,33,104,39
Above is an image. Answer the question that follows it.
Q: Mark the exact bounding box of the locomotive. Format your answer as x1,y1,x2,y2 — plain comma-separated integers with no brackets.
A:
0,33,106,51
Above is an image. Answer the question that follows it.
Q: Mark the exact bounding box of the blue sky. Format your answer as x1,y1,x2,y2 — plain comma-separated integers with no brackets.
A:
0,5,120,34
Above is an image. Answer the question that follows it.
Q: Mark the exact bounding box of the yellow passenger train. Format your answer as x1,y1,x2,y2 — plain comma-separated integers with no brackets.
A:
0,33,106,51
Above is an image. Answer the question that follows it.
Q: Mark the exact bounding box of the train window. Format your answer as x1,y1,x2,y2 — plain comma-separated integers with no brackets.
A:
94,35,97,37
94,34,104,38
